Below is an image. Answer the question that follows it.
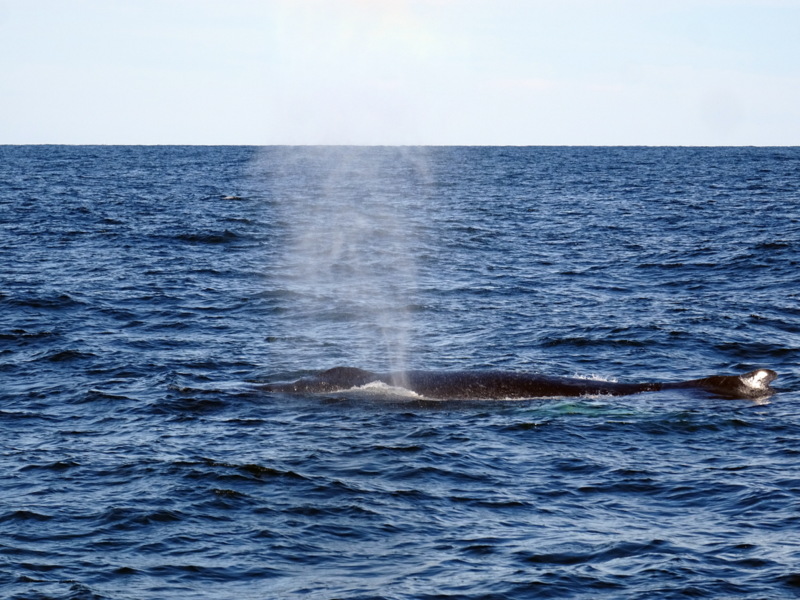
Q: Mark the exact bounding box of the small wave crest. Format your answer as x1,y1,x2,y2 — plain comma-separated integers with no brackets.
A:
569,373,620,383
174,229,243,244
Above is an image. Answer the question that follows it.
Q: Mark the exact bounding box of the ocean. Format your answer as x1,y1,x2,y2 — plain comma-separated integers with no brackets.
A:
1,145,799,599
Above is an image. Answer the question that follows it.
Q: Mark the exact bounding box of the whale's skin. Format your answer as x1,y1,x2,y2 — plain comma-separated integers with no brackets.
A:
263,367,778,400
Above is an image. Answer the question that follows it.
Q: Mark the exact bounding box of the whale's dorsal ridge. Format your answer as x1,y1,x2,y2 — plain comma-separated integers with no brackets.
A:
740,368,778,391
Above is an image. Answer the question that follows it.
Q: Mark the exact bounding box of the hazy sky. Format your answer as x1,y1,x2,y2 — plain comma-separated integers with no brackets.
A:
2,0,798,145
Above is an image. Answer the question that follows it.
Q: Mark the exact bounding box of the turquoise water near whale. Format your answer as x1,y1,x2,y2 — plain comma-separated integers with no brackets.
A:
1,146,799,599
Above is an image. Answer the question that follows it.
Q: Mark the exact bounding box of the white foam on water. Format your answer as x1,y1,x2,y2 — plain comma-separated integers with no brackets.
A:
569,373,619,383
348,380,423,398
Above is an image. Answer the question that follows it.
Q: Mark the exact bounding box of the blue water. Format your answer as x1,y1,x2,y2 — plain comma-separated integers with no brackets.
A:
1,146,799,599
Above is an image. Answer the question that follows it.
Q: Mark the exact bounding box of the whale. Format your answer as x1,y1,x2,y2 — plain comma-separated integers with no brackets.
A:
262,366,778,400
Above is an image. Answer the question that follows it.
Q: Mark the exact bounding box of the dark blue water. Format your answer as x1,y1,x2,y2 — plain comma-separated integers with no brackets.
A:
2,146,799,599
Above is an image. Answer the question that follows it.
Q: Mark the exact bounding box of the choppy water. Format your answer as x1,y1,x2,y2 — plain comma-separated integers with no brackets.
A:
1,146,799,599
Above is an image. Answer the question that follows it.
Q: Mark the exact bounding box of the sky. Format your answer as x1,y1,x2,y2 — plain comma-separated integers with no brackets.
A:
1,0,798,145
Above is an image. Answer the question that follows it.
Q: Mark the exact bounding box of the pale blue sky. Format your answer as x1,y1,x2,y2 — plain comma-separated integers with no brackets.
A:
2,0,798,145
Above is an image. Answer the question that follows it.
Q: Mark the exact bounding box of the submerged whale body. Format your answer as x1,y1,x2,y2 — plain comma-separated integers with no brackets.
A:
263,367,778,400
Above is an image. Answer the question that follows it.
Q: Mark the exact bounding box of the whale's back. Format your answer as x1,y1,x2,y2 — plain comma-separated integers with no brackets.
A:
664,368,778,399
264,367,778,400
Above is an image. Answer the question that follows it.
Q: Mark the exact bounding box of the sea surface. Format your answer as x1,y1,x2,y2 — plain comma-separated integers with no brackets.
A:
1,145,799,599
